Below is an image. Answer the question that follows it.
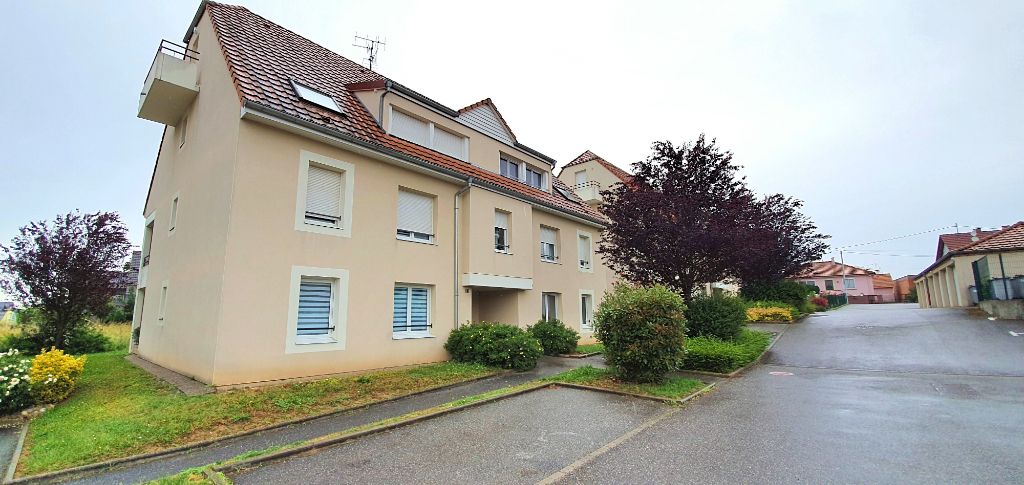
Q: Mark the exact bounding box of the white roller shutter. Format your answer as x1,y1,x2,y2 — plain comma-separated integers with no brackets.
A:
433,127,466,161
306,165,344,225
578,235,591,267
397,190,434,235
390,110,429,146
540,227,557,245
494,211,509,229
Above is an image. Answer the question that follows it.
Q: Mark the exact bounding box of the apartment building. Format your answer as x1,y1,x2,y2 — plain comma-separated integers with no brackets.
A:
133,2,614,386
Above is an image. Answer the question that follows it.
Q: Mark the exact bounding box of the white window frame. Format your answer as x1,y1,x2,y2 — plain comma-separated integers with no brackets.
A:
495,209,511,254
396,188,436,244
524,166,544,189
542,292,559,321
499,156,520,180
295,150,355,238
392,284,434,340
286,266,349,353
168,193,180,234
579,290,595,332
844,277,856,290
577,230,594,273
540,225,559,263
387,106,468,161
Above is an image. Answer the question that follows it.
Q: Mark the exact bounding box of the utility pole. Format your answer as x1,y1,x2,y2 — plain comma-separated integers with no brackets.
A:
840,250,848,297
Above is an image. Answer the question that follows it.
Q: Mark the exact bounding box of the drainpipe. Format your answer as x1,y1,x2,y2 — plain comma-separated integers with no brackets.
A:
376,80,393,129
453,178,474,329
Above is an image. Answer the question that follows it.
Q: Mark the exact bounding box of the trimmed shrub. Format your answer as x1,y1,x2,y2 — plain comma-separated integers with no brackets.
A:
740,281,817,308
682,329,772,373
445,322,543,371
595,284,687,383
28,348,87,404
684,295,747,340
746,307,793,322
747,300,799,319
0,349,33,413
527,319,579,356
810,296,829,310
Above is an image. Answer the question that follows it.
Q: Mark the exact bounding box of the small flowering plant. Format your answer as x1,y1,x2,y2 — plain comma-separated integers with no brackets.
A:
0,349,33,413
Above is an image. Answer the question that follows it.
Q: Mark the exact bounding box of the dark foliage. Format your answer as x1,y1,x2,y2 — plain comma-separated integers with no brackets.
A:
740,280,818,308
595,284,687,383
733,194,830,285
445,322,543,371
684,295,748,340
527,319,579,356
1,309,112,355
0,211,130,350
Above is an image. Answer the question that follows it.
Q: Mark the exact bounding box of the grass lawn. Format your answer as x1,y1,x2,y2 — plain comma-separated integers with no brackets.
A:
19,352,494,476
574,343,604,354
546,366,703,400
681,328,773,374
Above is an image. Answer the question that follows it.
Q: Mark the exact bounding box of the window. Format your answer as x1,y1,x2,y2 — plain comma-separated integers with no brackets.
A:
295,151,355,237
825,280,835,291
142,220,154,267
580,292,594,330
393,285,432,338
169,195,179,232
396,189,434,243
844,278,856,290
542,293,559,321
287,266,348,352
525,167,544,189
176,116,187,148
292,80,343,113
500,157,519,180
297,278,334,341
578,232,593,271
158,282,168,322
540,226,558,262
494,210,510,253
574,170,587,185
389,108,467,161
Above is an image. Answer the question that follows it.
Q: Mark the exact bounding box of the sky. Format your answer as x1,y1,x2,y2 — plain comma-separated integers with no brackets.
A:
1,0,1021,291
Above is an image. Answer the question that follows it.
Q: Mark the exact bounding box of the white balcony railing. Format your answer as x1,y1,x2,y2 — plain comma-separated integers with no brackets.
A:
571,181,602,203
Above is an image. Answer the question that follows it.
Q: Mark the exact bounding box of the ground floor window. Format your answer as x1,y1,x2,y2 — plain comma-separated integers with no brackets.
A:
287,266,348,352
825,279,835,291
297,277,335,342
580,292,594,330
542,292,559,321
844,278,856,289
394,285,432,338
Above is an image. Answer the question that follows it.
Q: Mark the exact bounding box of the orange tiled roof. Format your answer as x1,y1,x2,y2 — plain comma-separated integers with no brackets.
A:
200,2,604,223
959,222,1024,253
563,150,633,184
935,230,999,260
871,274,895,289
792,260,875,278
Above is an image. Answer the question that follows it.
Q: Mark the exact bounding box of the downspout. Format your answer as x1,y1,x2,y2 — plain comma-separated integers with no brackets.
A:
454,178,474,329
377,80,393,129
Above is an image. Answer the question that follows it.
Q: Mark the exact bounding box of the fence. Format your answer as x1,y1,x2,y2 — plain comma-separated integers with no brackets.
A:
825,294,848,308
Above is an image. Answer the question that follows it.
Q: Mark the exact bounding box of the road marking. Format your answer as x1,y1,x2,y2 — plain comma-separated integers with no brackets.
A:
769,371,794,376
536,407,680,484
1010,331,1022,337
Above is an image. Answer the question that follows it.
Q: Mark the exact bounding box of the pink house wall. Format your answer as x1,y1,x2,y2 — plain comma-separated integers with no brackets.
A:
795,275,876,296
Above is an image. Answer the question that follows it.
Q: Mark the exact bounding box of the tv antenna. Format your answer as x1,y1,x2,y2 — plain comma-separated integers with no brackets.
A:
353,33,386,70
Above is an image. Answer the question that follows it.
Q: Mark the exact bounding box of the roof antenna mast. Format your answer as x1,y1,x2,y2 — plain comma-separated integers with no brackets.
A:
353,33,386,70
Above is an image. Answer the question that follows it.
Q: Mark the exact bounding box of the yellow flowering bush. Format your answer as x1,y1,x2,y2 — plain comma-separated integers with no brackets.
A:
29,348,86,404
746,307,794,322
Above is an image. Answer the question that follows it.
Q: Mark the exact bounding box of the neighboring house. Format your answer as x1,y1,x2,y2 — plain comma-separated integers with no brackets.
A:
113,251,142,300
790,261,891,303
915,223,1024,308
556,150,633,209
871,274,896,303
893,275,916,302
132,2,615,386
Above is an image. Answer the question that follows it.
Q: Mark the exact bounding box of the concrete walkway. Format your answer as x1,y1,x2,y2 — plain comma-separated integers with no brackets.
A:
58,356,602,485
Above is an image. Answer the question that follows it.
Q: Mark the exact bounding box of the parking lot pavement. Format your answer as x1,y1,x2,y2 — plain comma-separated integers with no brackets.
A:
230,387,667,485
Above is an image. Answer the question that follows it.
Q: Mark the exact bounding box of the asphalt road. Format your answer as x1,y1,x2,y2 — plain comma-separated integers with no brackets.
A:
231,304,1024,484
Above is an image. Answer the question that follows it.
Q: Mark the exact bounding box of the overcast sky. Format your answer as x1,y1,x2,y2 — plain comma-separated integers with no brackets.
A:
1,0,1021,288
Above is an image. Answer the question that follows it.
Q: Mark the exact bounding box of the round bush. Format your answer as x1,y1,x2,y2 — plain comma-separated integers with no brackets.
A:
594,284,687,383
684,295,747,340
527,319,579,356
445,322,543,371
28,348,86,404
0,349,33,414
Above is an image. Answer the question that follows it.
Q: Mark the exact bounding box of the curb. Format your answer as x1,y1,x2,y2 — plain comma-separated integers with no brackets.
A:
213,382,550,475
553,381,715,405
678,327,787,378
5,371,502,484
556,352,602,359
3,424,28,483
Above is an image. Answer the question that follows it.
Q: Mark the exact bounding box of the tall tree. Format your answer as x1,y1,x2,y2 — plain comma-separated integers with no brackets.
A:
0,211,130,349
733,194,830,285
599,136,753,301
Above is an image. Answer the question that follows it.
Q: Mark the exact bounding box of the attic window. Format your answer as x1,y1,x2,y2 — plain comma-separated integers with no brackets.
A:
292,81,343,114
555,186,575,201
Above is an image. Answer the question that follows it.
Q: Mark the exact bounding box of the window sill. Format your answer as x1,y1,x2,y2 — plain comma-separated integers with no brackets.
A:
495,249,513,255
541,259,560,265
296,335,338,345
397,235,436,245
392,332,435,340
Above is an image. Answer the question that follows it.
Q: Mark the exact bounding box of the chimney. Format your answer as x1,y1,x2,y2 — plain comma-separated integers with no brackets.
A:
970,228,979,242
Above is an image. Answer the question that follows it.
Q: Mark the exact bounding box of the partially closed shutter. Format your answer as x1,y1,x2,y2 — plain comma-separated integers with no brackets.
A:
574,170,587,185
393,286,408,332
297,280,332,335
306,165,344,224
495,211,509,229
410,287,429,331
397,190,434,235
391,110,429,146
433,127,466,161
578,236,591,266
541,227,557,245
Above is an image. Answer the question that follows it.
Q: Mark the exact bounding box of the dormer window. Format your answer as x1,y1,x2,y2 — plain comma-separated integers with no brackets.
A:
292,81,343,114
525,167,544,189
389,108,468,161
500,157,519,180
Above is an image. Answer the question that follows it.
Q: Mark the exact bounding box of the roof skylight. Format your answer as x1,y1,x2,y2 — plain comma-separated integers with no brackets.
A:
292,81,343,113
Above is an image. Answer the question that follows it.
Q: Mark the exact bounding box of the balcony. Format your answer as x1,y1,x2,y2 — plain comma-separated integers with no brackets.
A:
571,181,602,204
138,40,199,125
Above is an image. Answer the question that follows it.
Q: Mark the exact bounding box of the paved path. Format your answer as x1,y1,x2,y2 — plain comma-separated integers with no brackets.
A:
226,304,1024,484
60,356,601,485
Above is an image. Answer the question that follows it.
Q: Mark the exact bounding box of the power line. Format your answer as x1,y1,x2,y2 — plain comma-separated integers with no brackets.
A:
841,250,933,258
835,224,970,249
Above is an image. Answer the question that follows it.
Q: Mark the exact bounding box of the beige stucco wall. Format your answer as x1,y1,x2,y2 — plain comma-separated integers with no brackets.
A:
915,250,1024,308
556,158,628,208
134,14,241,383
